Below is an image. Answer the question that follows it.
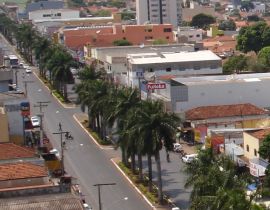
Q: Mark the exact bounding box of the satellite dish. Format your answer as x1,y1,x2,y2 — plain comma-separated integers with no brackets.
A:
139,43,145,48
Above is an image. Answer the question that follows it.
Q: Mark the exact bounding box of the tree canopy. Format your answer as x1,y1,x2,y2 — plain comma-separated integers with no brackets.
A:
191,13,215,29
223,55,248,74
236,21,270,53
258,47,270,68
218,20,236,31
113,39,132,46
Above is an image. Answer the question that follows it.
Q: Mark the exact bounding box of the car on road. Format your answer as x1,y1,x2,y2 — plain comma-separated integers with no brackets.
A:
173,143,183,153
182,154,198,164
25,68,32,74
30,115,40,127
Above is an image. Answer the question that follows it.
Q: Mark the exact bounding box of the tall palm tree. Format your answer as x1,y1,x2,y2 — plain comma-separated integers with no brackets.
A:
131,100,180,203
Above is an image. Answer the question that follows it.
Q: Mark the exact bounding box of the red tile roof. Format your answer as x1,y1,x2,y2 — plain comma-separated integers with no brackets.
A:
0,143,36,160
0,162,47,181
186,103,267,120
247,128,270,141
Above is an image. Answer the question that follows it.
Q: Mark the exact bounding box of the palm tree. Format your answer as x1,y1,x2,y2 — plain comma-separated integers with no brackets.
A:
131,100,180,203
46,47,76,99
33,36,51,77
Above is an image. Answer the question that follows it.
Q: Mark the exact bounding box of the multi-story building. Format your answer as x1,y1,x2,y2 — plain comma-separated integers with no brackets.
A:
136,0,182,28
59,24,174,50
29,9,80,21
127,50,222,88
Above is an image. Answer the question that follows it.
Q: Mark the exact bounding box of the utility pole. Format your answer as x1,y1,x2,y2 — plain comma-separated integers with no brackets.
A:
34,101,50,147
22,80,34,97
14,69,19,88
52,122,70,176
93,183,116,210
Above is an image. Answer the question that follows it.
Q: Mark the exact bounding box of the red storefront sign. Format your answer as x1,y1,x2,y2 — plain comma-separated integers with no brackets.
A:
147,83,166,90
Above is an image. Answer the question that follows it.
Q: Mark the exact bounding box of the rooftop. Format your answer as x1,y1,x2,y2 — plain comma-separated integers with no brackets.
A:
0,162,47,181
246,128,270,141
0,143,36,160
171,73,270,86
185,103,267,120
128,50,221,65
0,192,84,210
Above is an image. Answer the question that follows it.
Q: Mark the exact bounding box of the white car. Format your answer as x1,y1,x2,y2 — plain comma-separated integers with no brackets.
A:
26,68,32,73
31,116,40,127
49,148,60,158
173,143,183,153
182,154,198,164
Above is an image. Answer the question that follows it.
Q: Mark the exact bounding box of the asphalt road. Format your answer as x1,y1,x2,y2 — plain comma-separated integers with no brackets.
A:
1,34,192,210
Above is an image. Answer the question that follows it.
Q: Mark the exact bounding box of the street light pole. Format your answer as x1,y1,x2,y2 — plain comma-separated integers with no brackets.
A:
93,183,116,210
22,80,34,97
52,122,70,176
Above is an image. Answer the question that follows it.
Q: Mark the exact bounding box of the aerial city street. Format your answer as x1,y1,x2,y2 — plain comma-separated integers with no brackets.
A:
2,0,270,210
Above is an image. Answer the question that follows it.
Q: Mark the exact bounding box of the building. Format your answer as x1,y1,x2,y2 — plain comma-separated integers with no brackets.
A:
59,24,174,50
0,107,9,143
29,9,80,21
175,27,203,43
32,14,122,37
127,50,222,88
0,67,13,92
136,0,182,28
155,73,270,113
19,0,65,20
184,103,269,143
251,2,265,13
89,43,195,84
0,94,28,144
243,128,270,177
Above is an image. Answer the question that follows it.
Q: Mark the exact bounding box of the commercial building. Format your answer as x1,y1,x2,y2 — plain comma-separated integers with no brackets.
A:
127,50,222,88
136,0,182,28
29,9,80,21
89,43,195,84
175,27,203,43
155,73,270,113
0,67,13,92
59,24,174,50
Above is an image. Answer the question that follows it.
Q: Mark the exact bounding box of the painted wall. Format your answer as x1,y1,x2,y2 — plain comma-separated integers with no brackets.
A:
243,132,260,160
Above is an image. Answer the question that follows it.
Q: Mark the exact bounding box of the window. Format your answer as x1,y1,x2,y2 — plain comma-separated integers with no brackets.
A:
145,36,153,40
189,35,193,38
163,28,172,32
194,65,200,70
246,145,249,152
166,36,169,39
254,149,257,156
166,67,171,72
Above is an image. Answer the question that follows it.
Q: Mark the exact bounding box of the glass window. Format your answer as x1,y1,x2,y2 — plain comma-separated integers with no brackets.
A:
246,145,249,152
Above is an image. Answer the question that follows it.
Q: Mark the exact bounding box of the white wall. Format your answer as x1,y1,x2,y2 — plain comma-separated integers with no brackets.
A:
29,10,80,21
174,79,270,113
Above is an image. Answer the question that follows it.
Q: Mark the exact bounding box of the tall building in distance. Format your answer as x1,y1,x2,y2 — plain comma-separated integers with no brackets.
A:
136,0,182,28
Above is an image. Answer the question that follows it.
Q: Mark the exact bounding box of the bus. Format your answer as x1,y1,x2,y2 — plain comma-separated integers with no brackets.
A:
8,55,19,68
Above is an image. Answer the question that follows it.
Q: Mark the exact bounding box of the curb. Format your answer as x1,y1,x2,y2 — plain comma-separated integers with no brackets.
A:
110,158,157,210
33,71,77,109
73,114,113,150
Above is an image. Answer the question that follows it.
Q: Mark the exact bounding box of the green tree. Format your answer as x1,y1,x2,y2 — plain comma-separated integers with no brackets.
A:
258,47,270,68
218,20,236,31
191,13,215,29
247,15,261,22
241,1,255,12
237,21,268,53
223,55,248,74
113,39,132,46
133,100,179,203
259,135,270,188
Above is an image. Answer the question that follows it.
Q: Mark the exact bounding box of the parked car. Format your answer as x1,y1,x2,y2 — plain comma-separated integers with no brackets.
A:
182,154,198,163
31,115,40,127
26,68,32,74
173,143,183,153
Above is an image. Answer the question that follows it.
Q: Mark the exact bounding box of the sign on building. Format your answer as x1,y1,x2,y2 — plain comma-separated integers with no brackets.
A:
147,83,166,90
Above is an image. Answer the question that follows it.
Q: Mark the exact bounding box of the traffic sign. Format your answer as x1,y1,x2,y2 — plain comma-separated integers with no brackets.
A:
147,83,166,90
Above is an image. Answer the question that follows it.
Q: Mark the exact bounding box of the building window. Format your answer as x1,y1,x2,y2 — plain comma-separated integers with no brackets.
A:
196,34,201,37
194,65,200,70
166,67,171,72
166,36,169,39
123,37,126,40
246,144,249,152
189,35,193,38
163,28,172,32
254,149,257,156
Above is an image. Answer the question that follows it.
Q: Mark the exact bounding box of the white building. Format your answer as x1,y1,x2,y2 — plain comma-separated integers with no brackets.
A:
175,27,203,43
127,50,222,88
90,44,195,85
251,2,265,13
136,0,182,28
155,73,270,113
28,9,80,21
